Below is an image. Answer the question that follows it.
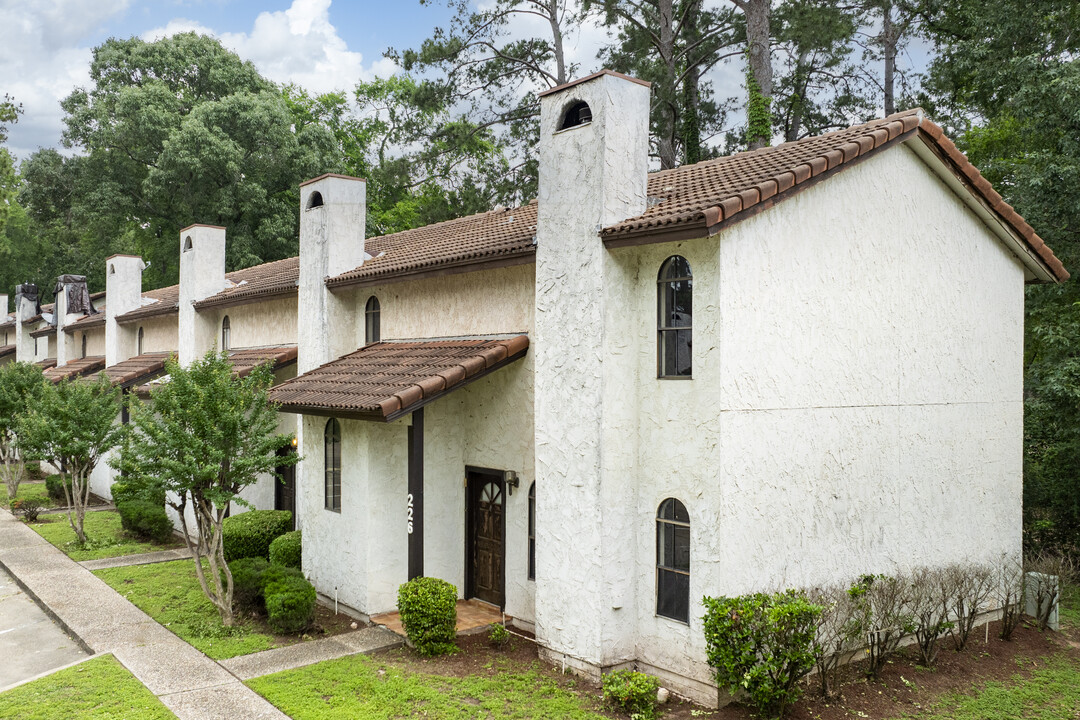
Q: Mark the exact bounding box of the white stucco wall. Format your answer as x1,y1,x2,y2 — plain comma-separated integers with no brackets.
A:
133,315,178,354
82,327,106,358
208,296,297,351
591,142,1026,702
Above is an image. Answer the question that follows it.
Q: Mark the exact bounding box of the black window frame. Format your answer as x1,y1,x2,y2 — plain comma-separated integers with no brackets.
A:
527,482,536,581
324,418,341,512
137,327,144,356
81,333,87,359
365,296,380,345
656,497,690,624
657,256,693,378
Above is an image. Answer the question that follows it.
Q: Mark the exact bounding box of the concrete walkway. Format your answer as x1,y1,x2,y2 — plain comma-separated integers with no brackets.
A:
80,547,193,571
220,626,402,680
0,510,287,719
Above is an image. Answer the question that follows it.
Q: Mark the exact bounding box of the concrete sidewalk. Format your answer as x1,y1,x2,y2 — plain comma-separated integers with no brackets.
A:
0,510,287,719
80,547,193,571
220,626,402,680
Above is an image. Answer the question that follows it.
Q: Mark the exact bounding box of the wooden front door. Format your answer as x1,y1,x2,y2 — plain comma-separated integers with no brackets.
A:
275,447,296,530
466,470,505,608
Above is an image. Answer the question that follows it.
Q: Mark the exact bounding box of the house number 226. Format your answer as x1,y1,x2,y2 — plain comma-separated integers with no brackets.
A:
406,493,414,535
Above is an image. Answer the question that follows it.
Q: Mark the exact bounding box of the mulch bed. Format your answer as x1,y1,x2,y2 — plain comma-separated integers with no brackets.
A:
370,620,1078,720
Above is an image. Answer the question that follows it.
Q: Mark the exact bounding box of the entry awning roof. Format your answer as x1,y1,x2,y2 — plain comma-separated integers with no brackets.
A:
0,345,14,359
269,336,529,422
228,346,298,377
44,356,106,383
101,352,173,389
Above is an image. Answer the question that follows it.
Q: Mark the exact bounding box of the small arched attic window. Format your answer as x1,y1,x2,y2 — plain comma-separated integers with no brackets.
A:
306,191,324,210
560,100,592,130
109,264,116,275
183,236,193,252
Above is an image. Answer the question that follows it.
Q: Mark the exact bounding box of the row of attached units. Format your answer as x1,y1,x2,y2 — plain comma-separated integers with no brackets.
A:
0,71,1068,705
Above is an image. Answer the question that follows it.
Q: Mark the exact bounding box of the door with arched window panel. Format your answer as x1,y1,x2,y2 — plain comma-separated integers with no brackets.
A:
466,468,505,608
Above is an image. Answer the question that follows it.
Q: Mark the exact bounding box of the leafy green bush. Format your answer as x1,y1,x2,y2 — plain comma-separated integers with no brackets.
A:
110,479,166,507
703,590,822,718
397,577,458,656
11,498,44,522
45,474,71,503
222,510,292,562
229,556,270,612
264,572,316,634
116,500,174,543
24,464,45,483
268,530,301,569
601,669,660,719
488,623,510,648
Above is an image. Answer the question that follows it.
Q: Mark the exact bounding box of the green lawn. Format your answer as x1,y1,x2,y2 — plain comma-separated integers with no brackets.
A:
28,510,184,561
94,559,279,660
0,654,175,719
8,481,53,508
248,653,612,720
1059,582,1080,629
904,653,1080,720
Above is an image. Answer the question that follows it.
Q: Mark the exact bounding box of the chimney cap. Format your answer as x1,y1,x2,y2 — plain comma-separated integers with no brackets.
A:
179,223,227,233
299,172,366,188
537,69,651,98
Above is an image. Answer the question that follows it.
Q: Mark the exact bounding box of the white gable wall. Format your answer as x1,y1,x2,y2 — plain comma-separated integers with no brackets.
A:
600,142,1024,702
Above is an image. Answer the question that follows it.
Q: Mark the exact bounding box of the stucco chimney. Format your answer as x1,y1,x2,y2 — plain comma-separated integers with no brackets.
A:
178,224,227,366
297,174,366,374
14,284,39,363
55,274,91,367
105,255,146,366
533,71,651,672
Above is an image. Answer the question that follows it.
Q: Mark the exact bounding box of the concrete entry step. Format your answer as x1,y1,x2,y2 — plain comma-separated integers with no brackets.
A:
371,598,509,638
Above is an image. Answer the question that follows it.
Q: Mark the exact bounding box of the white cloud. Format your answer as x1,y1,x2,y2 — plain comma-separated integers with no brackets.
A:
0,0,132,160
144,0,397,95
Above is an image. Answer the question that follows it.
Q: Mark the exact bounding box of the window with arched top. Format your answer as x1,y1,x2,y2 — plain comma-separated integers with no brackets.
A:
183,236,193,252
137,327,144,356
528,482,536,581
365,296,380,345
306,191,324,210
221,315,231,351
657,498,690,623
560,100,592,129
81,333,87,359
324,418,341,512
658,256,692,378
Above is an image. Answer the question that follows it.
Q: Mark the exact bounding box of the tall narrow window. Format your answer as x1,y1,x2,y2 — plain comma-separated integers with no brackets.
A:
658,256,692,377
81,333,87,359
365,296,381,344
324,418,341,512
221,316,231,351
528,482,536,581
137,327,144,356
657,498,690,623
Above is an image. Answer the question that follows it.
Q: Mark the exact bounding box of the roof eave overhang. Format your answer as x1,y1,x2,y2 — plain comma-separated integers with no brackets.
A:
326,250,536,292
116,308,179,325
193,287,298,311
29,327,56,339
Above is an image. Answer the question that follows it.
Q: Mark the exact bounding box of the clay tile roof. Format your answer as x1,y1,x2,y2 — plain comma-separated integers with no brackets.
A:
43,356,106,383
269,335,529,422
601,109,1067,282
29,325,56,339
326,205,537,289
35,358,57,370
116,285,180,324
63,310,106,333
194,257,301,310
100,352,173,388
228,346,298,377
0,345,14,358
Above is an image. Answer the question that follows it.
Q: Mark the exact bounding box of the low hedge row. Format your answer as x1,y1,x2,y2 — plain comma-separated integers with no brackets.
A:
222,510,293,562
269,530,302,569
229,557,315,634
116,500,173,543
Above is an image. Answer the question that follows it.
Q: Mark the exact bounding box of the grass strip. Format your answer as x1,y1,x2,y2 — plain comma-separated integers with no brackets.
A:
28,510,183,561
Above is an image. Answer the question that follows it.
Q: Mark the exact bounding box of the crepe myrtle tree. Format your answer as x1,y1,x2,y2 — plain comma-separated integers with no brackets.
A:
116,351,297,626
0,362,47,501
18,375,123,542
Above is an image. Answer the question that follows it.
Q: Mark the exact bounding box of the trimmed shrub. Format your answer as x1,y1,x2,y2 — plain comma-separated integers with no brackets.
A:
602,669,660,719
703,590,822,719
111,479,166,508
269,530,302,569
397,577,458,656
222,510,293,562
116,500,174,543
230,557,271,612
45,474,71,503
265,572,316,634
11,498,44,522
24,464,45,482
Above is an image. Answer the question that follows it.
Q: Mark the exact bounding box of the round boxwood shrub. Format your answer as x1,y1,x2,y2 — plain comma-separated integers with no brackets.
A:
397,577,458,656
222,509,293,562
230,557,270,612
116,499,174,543
269,530,302,569
602,670,660,720
264,572,316,634
45,474,72,503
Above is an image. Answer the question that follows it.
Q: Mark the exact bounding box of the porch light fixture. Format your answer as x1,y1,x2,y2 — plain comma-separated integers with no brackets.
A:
291,436,298,448
504,470,520,496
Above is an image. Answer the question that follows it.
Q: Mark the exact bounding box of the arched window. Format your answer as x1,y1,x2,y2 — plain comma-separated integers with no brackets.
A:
324,418,341,512
183,236,193,252
560,100,592,129
528,482,536,581
658,256,692,378
81,333,87,359
221,315,231,351
306,191,324,210
365,296,380,345
657,498,690,623
137,327,144,356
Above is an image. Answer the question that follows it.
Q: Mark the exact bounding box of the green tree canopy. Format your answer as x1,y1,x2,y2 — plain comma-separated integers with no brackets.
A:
0,362,47,500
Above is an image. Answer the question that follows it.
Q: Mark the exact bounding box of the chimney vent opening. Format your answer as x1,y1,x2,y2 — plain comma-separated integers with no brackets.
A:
306,191,325,210
109,264,116,275
183,236,194,252
560,100,592,130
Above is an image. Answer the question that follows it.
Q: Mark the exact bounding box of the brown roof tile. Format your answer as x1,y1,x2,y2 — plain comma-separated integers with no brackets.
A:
600,109,1067,282
193,257,300,310
44,356,106,383
269,336,529,422
116,285,180,324
29,325,56,339
228,346,298,377
0,345,14,358
63,311,105,333
34,358,56,370
100,352,173,388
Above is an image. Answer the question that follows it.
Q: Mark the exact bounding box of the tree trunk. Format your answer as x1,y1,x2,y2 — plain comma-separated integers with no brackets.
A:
546,0,567,85
682,0,703,165
882,1,896,115
183,492,236,626
785,51,808,142
738,0,772,150
657,0,679,169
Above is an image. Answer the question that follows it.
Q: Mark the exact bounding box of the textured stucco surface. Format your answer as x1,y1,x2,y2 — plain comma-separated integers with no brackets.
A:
179,226,226,366
82,328,106,358
105,256,146,366
209,296,297,350
135,316,178,355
